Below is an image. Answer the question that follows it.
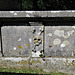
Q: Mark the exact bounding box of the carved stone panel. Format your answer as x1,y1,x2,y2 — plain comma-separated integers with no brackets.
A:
45,26,75,57
31,26,44,57
1,26,32,56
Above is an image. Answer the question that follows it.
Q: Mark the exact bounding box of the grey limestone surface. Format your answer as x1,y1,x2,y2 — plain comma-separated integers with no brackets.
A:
45,57,75,75
31,26,44,52
30,58,46,69
0,57,75,75
1,26,32,57
45,26,75,57
0,11,75,17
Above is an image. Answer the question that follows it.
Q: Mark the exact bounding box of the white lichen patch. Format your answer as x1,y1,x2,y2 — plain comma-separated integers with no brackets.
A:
60,44,65,47
72,51,74,56
54,30,64,37
63,40,70,46
14,13,17,16
13,47,16,50
72,26,75,29
25,11,35,13
9,11,14,13
67,30,74,36
32,51,41,57
18,38,21,41
39,27,43,31
39,28,42,31
38,32,41,36
26,14,30,17
53,38,61,45
47,33,52,37
29,38,32,43
51,11,61,13
62,35,69,39
54,29,74,39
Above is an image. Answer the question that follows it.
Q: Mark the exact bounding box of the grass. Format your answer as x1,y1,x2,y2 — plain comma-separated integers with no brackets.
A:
0,68,71,75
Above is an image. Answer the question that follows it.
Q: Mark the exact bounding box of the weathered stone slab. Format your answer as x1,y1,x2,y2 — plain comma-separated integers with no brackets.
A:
0,11,75,17
1,26,32,57
0,57,30,68
48,11,75,17
45,26,75,57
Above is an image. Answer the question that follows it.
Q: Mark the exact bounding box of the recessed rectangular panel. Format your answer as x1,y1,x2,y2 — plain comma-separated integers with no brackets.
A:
31,26,44,57
1,26,32,56
45,26,75,57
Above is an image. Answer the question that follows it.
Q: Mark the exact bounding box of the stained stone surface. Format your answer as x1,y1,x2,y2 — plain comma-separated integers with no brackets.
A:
0,11,75,17
0,57,30,68
45,57,75,75
30,58,46,69
31,26,44,57
1,26,32,57
0,57,75,75
45,26,75,57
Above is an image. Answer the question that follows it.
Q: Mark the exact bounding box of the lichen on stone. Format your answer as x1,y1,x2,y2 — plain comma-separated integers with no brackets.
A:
53,38,61,46
30,60,35,64
21,60,28,64
37,60,41,64
18,45,23,50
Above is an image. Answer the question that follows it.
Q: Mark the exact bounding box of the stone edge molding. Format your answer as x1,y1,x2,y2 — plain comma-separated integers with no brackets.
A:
0,11,75,17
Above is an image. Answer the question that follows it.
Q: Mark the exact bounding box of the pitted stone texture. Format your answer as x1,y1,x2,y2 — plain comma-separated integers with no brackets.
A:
30,58,46,69
0,57,29,68
45,26,75,57
45,58,75,75
40,11,47,17
1,26,32,56
0,11,41,17
0,57,75,75
48,11,75,17
0,11,75,17
31,26,44,57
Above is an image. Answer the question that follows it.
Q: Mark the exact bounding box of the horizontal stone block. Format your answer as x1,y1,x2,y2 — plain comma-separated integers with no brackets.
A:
0,57,74,75
0,11,75,17
0,57,30,68
48,11,75,17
